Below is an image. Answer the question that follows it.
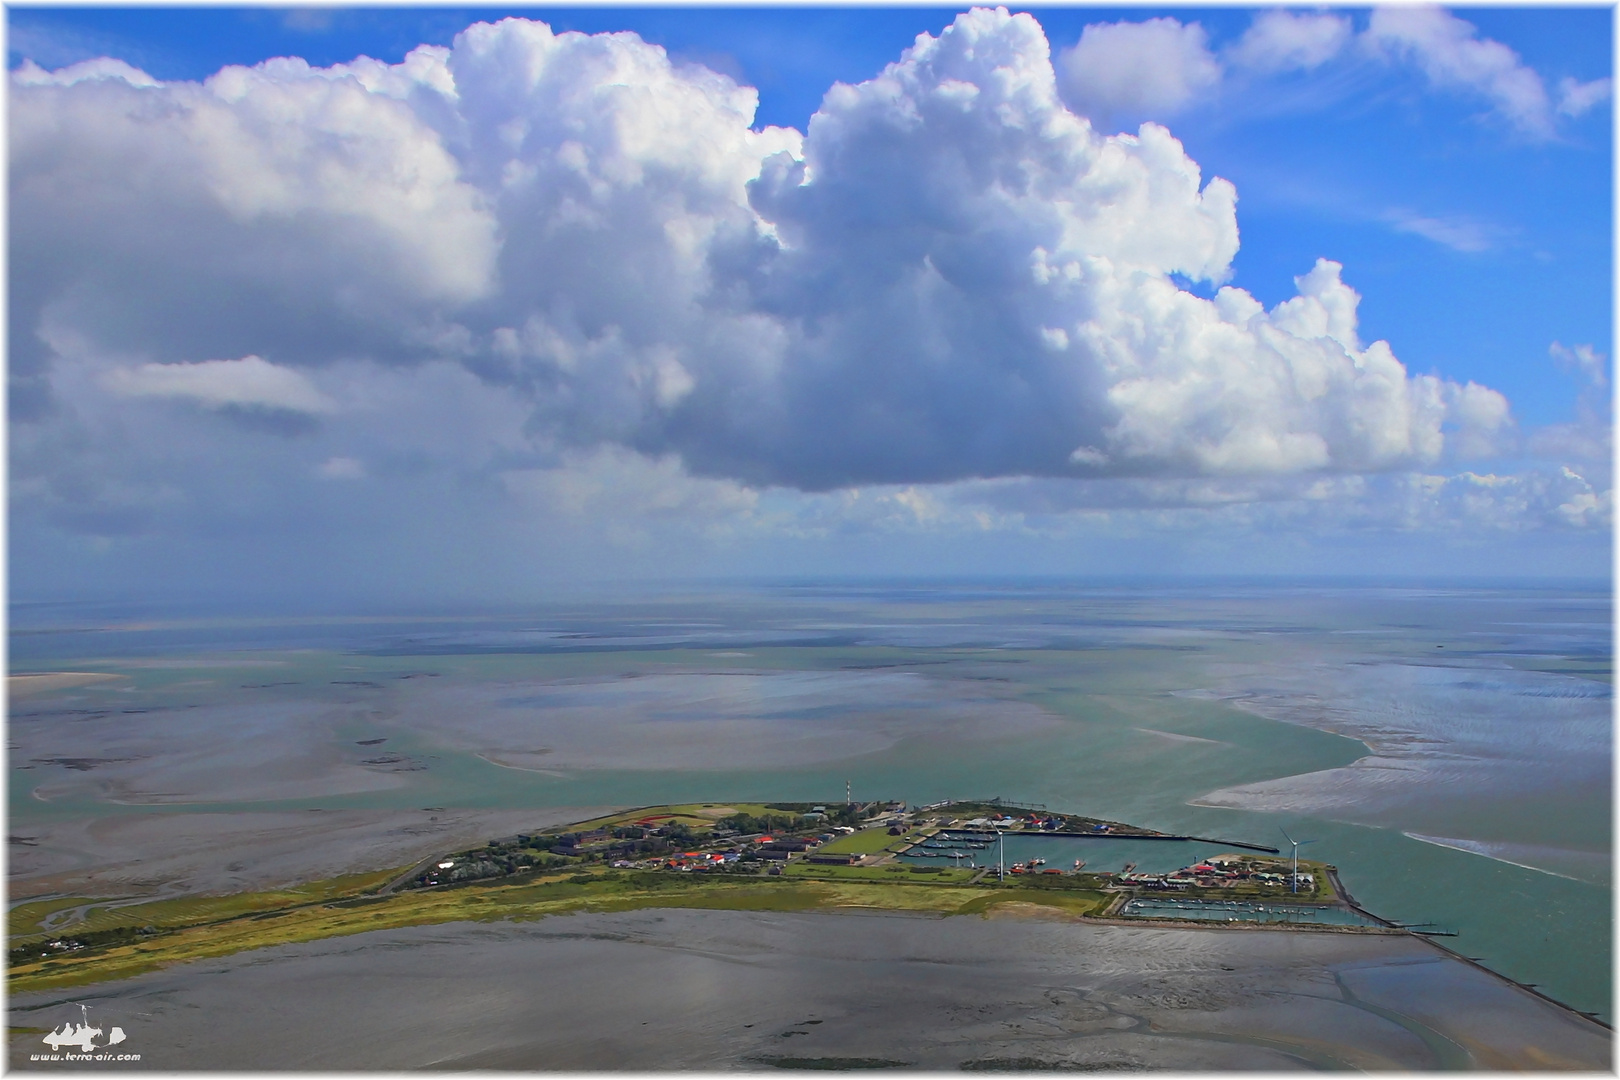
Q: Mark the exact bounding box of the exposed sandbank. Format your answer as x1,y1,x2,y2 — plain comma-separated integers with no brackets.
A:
8,673,126,698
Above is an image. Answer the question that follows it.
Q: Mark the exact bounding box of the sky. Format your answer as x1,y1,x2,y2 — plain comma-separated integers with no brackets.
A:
7,4,1614,607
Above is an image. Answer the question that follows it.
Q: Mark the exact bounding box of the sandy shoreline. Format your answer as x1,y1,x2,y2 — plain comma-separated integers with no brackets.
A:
9,908,1610,1070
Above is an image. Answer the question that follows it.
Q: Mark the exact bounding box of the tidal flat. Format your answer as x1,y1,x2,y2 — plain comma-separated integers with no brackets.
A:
9,581,1613,1047
9,909,1610,1070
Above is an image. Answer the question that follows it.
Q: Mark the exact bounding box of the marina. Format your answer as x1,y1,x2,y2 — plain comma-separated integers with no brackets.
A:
900,834,1239,875
1120,897,1384,927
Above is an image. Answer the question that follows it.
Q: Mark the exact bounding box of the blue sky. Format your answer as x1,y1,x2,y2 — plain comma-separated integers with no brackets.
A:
7,5,1613,603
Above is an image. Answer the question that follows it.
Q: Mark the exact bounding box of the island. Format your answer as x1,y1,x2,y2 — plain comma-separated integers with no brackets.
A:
7,799,1421,992
10,800,1610,1071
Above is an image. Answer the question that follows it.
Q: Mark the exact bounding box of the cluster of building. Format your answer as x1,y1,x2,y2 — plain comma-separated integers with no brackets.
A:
1122,854,1312,892
614,850,741,871
607,825,863,872
1005,861,1062,876
954,812,1124,834
419,801,1280,893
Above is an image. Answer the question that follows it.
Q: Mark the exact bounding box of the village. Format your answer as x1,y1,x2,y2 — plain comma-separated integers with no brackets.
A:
5,798,1414,1000
408,798,1334,911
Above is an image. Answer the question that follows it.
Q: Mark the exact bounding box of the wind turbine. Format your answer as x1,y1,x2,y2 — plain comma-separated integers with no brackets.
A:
1279,828,1318,894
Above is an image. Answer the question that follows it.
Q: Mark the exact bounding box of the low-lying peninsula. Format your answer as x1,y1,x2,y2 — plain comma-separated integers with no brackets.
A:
1,799,1451,992
9,800,1611,1071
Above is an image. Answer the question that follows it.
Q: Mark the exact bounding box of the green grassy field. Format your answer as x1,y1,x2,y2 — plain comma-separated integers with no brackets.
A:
813,828,905,856
955,890,1112,918
8,897,102,939
9,869,402,944
564,803,782,832
782,863,978,883
9,866,1076,994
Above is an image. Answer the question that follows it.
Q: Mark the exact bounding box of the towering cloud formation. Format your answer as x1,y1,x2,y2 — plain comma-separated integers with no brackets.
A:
12,8,1512,515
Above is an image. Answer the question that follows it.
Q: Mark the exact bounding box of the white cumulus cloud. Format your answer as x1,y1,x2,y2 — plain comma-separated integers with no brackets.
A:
12,56,161,88
9,7,1538,555
1056,17,1221,125
1227,11,1352,74
9,45,499,421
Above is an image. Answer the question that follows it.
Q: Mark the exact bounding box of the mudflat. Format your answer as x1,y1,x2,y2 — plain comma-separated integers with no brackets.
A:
8,673,127,698
10,909,1610,1070
9,806,624,898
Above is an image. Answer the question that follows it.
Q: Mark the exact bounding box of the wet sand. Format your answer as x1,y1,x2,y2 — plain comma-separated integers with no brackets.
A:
389,669,1063,772
9,909,1610,1070
1185,657,1611,884
8,807,622,898
11,666,1058,805
8,674,128,698
13,696,415,806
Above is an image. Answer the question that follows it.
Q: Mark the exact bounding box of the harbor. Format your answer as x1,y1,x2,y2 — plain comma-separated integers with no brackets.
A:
900,832,1253,877
1120,897,1384,928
